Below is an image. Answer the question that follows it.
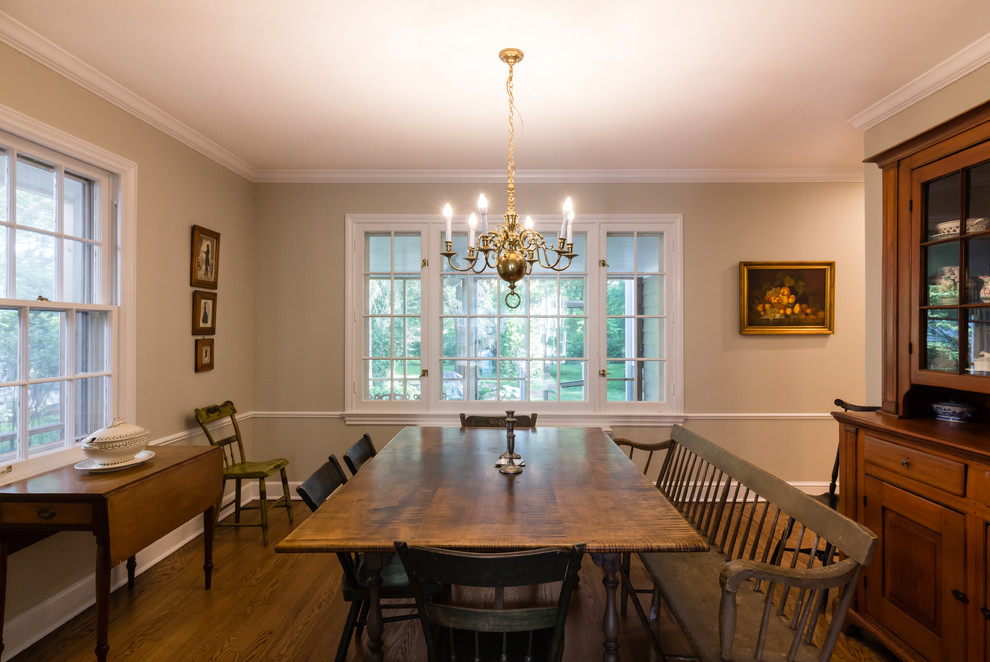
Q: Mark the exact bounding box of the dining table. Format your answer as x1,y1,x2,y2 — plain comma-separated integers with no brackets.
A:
275,425,707,662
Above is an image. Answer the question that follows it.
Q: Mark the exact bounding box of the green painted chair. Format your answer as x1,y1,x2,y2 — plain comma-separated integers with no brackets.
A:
194,400,292,545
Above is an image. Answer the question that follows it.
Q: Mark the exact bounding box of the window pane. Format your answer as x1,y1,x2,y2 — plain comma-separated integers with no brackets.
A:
64,173,96,240
402,278,421,315
16,228,56,300
607,278,634,315
442,275,467,315
639,275,664,315
16,157,56,232
76,310,108,374
0,149,7,223
405,318,421,357
529,318,558,358
639,318,663,359
0,225,6,297
471,277,498,316
391,318,405,357
442,360,467,400
529,278,558,313
471,317,497,358
560,318,585,358
367,277,391,314
0,386,16,459
606,234,634,272
366,234,391,272
75,376,108,441
639,361,663,402
442,317,467,357
29,310,63,379
367,317,390,356
637,234,662,273
28,381,64,453
393,233,420,273
500,318,527,358
560,278,585,315
607,360,636,401
0,309,17,383
560,361,586,400
530,360,557,401
64,239,100,304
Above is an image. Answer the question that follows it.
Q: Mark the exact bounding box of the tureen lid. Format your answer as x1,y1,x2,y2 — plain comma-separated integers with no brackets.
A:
84,417,151,444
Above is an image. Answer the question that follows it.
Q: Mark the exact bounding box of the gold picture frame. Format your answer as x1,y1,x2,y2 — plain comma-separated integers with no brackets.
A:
739,261,835,335
191,225,220,289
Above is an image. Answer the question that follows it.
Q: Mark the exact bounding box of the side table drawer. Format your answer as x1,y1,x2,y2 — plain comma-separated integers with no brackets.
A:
864,436,966,496
0,501,93,526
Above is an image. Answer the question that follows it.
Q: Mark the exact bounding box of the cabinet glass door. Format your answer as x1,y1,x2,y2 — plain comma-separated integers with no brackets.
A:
918,155,990,376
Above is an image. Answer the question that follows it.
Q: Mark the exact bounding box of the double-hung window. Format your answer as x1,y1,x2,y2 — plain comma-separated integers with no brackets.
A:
0,130,118,462
346,213,682,423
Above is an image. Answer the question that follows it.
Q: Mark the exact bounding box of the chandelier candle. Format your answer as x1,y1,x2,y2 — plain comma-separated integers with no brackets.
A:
441,48,578,309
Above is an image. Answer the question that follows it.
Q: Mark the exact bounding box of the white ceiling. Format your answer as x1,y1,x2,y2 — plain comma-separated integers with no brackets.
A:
2,1,990,182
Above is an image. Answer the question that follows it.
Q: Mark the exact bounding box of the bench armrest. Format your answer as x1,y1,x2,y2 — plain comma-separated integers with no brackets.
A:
719,556,860,593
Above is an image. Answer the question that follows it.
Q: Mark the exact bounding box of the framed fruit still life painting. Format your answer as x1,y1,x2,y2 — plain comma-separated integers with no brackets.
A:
739,261,835,335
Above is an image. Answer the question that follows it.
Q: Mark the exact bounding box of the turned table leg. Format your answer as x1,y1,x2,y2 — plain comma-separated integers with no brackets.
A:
593,552,622,662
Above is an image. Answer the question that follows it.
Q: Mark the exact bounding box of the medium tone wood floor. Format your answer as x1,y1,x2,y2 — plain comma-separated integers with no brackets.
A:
11,501,900,661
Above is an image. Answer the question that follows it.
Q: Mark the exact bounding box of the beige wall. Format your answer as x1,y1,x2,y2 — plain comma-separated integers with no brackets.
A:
0,43,257,629
253,181,867,482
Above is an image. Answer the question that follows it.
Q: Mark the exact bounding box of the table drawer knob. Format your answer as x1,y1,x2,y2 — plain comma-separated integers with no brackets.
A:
952,589,969,604
900,459,910,467
37,506,56,520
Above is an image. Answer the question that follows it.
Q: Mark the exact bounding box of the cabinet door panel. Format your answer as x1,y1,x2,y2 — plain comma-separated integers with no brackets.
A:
864,476,967,661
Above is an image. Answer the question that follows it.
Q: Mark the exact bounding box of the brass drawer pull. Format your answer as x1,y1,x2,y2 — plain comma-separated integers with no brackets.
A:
37,506,56,520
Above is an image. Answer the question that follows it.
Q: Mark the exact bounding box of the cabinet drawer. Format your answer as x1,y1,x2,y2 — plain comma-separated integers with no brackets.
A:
863,436,966,496
0,501,93,526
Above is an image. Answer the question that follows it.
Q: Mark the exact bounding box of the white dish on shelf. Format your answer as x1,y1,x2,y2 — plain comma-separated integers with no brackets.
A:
936,220,960,235
74,449,155,473
967,217,989,232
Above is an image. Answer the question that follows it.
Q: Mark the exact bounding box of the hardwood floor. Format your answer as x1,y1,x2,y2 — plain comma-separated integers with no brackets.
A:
11,501,899,661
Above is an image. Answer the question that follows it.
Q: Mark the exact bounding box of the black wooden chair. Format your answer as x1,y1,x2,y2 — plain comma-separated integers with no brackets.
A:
394,541,585,662
611,436,673,617
194,400,292,545
295,455,349,511
343,433,377,476
297,455,435,662
459,412,538,428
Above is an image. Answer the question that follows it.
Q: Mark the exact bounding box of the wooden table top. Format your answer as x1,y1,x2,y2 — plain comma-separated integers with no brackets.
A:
276,426,706,554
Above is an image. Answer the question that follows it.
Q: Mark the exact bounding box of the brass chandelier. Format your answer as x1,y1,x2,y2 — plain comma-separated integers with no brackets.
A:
441,48,576,309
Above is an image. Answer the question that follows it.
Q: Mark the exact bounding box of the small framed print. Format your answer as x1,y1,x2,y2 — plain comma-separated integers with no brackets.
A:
191,225,220,289
192,290,217,335
739,261,835,335
195,338,214,372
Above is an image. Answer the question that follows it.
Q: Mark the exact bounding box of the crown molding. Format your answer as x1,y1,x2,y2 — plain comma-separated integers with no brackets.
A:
849,32,990,131
0,11,257,180
254,167,865,184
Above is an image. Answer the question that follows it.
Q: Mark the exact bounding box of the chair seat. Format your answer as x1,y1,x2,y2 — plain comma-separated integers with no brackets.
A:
641,551,822,662
222,458,289,479
343,555,424,600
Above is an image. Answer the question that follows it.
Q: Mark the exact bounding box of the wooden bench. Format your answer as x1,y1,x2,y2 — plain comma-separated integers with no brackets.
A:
626,425,877,662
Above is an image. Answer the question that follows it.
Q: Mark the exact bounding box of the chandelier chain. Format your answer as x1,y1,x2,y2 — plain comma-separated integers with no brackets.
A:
506,59,516,213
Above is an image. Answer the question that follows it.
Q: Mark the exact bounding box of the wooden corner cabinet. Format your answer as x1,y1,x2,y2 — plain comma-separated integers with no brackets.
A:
834,99,990,661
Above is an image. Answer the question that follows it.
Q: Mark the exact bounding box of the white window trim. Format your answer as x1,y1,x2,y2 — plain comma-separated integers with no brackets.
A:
0,102,137,478
344,213,684,426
